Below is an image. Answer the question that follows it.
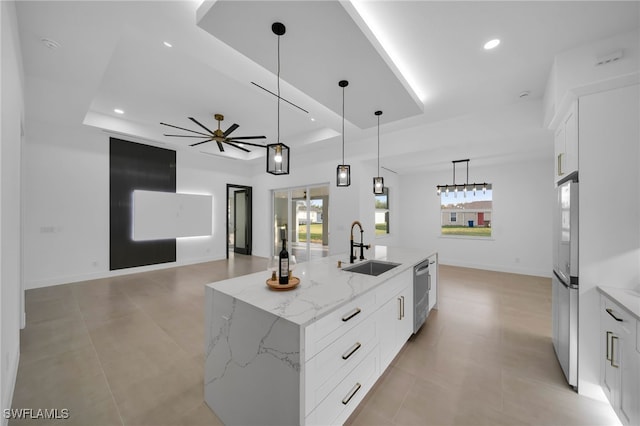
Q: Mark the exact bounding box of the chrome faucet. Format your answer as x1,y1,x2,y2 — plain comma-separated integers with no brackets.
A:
350,220,370,263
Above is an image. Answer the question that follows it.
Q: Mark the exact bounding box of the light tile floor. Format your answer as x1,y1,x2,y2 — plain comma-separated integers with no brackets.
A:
11,260,617,425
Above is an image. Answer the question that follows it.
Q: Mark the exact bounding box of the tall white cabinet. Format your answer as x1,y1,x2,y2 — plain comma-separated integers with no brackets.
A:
554,101,578,183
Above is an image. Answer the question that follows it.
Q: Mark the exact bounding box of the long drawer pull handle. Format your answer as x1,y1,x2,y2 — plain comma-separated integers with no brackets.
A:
341,382,362,405
341,342,362,360
606,331,613,361
398,297,402,320
611,336,620,368
606,308,623,322
401,295,405,319
342,308,361,322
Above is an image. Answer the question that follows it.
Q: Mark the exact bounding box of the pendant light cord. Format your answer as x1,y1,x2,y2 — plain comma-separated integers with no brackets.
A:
341,86,345,164
377,114,380,175
277,33,281,144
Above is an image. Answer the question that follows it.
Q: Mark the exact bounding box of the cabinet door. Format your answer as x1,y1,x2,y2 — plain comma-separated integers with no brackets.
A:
563,102,578,176
378,282,413,372
601,297,620,408
554,124,566,182
619,318,638,426
378,296,399,371
397,285,413,343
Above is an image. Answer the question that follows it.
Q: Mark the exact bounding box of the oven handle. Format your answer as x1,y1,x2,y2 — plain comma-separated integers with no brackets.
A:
415,265,430,276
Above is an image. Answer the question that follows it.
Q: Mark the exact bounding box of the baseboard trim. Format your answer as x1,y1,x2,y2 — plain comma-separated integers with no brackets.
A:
438,258,550,278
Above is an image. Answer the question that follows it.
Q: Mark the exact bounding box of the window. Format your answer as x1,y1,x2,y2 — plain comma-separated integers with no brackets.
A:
440,185,492,237
375,187,389,236
273,184,330,263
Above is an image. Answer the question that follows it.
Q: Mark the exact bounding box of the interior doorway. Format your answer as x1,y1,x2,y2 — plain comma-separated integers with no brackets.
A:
227,184,252,258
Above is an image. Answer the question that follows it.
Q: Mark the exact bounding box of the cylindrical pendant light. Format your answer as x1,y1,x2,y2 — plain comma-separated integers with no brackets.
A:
373,110,384,194
336,80,350,187
267,22,290,175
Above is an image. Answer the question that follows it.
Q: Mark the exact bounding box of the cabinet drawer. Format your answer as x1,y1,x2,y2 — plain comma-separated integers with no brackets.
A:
306,346,378,426
305,319,377,412
304,291,376,359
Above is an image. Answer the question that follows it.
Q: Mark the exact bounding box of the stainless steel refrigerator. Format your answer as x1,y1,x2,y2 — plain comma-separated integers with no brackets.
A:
552,175,579,389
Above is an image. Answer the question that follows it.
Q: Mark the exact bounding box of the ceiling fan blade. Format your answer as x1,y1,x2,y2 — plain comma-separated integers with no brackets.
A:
188,117,217,135
161,122,211,137
229,140,267,149
225,142,251,153
217,141,225,152
227,136,266,140
223,123,239,137
190,139,212,147
164,134,211,138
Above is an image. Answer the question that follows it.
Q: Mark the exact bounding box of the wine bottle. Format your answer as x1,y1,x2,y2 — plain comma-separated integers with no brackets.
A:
279,236,289,285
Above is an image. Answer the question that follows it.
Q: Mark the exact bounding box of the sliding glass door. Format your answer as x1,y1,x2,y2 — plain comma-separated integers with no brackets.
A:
272,184,329,263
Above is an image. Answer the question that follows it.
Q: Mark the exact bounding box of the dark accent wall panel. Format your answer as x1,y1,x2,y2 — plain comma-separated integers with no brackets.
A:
110,138,176,270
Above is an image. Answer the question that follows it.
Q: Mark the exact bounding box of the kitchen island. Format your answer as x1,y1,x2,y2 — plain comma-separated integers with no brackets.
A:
204,246,437,425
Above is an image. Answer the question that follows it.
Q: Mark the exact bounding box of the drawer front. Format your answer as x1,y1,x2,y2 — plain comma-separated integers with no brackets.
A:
306,346,379,426
305,291,376,359
306,319,377,412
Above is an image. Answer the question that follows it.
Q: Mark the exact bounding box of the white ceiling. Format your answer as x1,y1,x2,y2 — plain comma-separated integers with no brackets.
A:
14,1,640,173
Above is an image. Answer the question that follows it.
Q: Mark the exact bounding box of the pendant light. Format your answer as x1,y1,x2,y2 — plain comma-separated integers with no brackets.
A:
266,22,290,175
373,110,384,194
436,159,490,196
336,80,350,187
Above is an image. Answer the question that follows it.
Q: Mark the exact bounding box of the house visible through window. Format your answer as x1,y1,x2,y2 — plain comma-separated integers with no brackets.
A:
375,188,389,236
440,185,492,237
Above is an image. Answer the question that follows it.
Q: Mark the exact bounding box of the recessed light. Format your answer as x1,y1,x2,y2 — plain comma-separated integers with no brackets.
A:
484,39,500,50
310,117,316,122
163,41,172,48
114,108,124,115
41,38,61,49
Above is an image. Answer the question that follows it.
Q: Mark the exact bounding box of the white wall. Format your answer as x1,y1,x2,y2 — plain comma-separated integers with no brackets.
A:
398,156,554,277
578,84,640,400
22,119,253,289
1,0,24,420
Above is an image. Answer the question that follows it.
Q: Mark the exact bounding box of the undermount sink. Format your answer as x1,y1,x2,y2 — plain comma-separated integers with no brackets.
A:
343,260,401,276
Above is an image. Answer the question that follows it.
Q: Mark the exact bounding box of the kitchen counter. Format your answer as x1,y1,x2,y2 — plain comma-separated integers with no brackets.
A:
206,245,435,327
597,285,640,321
204,246,435,425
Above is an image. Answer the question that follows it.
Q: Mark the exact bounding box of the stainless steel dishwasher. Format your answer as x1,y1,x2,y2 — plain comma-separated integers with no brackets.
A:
413,259,431,333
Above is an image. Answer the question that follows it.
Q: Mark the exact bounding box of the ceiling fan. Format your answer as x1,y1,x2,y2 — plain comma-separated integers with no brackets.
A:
160,114,266,153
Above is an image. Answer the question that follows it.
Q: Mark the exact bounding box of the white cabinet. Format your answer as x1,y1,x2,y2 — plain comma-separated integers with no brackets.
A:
378,276,413,371
554,100,578,182
600,295,640,426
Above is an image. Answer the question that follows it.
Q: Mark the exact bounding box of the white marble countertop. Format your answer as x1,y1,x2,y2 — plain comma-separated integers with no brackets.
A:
206,246,435,327
598,286,640,321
